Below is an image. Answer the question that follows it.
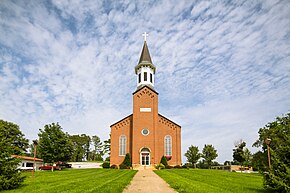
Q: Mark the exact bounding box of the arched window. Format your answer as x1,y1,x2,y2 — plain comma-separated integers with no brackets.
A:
164,135,172,156
119,135,126,156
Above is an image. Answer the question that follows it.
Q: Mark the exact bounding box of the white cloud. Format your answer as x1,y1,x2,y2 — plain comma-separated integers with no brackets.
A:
0,0,290,163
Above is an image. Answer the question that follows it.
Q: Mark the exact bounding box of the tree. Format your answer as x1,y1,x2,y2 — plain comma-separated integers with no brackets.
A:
38,123,72,163
160,155,168,166
184,145,201,168
92,135,103,161
0,120,28,190
244,148,252,166
202,144,218,169
233,141,246,170
121,153,132,168
253,112,290,192
69,134,91,162
103,138,111,160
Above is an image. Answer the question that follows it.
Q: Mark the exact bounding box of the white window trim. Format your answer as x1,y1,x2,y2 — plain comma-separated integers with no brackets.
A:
141,128,150,136
164,135,172,156
119,135,126,156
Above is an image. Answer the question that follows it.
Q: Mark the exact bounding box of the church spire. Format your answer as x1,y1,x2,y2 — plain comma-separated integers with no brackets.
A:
135,32,156,89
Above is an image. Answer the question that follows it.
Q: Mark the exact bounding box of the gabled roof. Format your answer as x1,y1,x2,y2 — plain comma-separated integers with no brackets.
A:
110,114,133,127
12,155,43,162
132,84,159,95
158,113,181,127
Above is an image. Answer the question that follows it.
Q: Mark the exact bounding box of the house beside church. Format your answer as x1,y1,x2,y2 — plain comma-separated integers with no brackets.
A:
110,34,181,169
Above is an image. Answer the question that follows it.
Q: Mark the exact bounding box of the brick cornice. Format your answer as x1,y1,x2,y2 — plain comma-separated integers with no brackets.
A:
110,114,132,128
132,85,159,96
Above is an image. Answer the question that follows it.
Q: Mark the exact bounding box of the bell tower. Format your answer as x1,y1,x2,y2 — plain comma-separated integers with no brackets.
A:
135,32,156,89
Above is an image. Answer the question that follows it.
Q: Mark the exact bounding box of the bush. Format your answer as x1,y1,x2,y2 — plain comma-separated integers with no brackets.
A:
110,164,118,169
160,155,168,166
158,163,165,169
121,153,132,167
102,162,110,168
166,165,173,169
174,165,182,169
119,163,130,169
182,164,188,169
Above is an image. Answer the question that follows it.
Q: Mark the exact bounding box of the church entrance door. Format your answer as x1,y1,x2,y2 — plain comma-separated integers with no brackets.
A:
140,148,150,166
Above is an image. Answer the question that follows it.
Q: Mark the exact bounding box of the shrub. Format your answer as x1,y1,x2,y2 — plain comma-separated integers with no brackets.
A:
119,163,130,169
102,162,110,168
182,164,188,169
160,155,168,166
166,165,173,169
121,153,132,167
158,163,165,169
110,164,118,169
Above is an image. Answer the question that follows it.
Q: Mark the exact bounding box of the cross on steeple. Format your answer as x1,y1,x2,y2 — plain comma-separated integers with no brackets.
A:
142,32,148,42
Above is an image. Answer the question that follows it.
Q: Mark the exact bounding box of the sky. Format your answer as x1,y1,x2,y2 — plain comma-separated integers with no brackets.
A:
1,0,290,163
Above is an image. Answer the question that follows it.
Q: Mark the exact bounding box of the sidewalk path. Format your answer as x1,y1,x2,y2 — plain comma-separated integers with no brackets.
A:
123,170,178,193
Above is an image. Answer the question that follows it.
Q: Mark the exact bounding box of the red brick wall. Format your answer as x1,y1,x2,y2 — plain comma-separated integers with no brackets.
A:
110,86,181,167
110,115,132,165
132,86,159,165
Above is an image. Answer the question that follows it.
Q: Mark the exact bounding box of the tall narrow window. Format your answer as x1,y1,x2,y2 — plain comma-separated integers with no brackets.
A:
138,73,141,83
144,72,147,81
119,135,126,156
150,73,153,83
164,135,172,156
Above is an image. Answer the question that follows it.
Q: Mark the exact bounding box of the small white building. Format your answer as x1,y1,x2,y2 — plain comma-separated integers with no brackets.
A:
12,155,43,170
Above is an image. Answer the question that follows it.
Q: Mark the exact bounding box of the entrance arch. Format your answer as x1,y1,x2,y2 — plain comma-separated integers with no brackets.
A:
140,148,150,166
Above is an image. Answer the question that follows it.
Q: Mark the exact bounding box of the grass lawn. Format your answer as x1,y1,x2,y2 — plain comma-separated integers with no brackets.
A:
154,169,265,193
3,169,137,193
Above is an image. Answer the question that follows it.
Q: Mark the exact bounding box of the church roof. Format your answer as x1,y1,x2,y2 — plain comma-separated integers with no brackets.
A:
110,114,132,127
132,84,159,95
138,41,152,64
135,41,156,74
158,114,181,128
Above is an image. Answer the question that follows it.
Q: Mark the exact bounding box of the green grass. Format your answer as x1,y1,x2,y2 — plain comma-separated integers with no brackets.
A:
154,169,264,193
4,169,137,193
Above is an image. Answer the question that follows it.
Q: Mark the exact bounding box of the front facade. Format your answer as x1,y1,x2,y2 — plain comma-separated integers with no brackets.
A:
110,37,181,168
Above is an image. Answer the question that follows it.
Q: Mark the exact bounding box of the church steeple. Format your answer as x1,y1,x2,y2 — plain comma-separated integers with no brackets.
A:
135,32,156,89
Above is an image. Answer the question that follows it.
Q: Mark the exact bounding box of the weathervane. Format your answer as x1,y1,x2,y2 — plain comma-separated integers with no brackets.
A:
142,32,148,41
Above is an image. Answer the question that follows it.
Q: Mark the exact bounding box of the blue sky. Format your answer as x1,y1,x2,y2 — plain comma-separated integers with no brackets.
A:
1,0,290,163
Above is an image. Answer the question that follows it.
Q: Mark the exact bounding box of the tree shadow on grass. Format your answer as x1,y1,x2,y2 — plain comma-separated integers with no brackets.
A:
244,187,266,193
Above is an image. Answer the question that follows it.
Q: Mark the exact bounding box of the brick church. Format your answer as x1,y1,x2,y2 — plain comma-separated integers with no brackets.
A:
110,34,181,169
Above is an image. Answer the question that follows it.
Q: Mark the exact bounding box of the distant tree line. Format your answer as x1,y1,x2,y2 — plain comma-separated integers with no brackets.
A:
0,120,110,190
33,122,110,163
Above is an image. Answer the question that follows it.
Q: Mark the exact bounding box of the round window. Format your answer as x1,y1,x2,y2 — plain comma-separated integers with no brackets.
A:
142,128,149,136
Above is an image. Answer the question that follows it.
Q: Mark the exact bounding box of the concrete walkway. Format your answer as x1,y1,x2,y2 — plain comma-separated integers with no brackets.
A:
123,170,178,193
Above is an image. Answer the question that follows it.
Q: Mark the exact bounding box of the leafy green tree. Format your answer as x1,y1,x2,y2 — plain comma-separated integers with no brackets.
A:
103,138,111,159
185,145,201,168
0,120,28,190
38,123,72,163
92,135,103,161
253,112,290,192
233,141,247,170
202,144,218,168
69,134,91,162
244,148,252,166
